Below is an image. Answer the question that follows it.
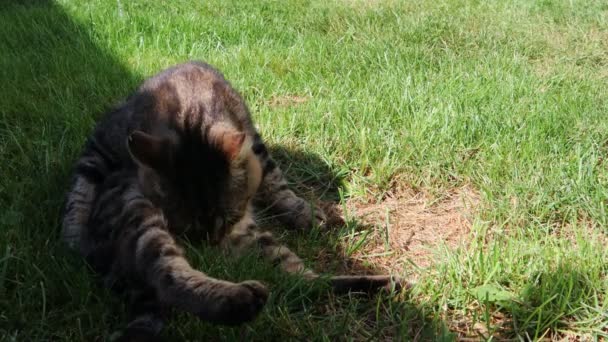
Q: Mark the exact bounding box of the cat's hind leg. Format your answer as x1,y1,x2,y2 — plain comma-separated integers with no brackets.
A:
62,138,118,251
62,174,96,250
62,131,129,251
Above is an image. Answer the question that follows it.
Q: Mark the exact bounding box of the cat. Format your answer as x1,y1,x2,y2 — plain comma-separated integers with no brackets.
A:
62,61,402,338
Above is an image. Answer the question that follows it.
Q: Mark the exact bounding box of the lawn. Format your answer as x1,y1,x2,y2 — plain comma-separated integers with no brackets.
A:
1,0,608,340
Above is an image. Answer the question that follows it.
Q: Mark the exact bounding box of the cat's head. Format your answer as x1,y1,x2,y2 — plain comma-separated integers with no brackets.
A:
126,122,262,230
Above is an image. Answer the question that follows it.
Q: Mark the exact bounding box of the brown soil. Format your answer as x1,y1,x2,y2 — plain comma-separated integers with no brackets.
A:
323,185,480,274
267,94,309,108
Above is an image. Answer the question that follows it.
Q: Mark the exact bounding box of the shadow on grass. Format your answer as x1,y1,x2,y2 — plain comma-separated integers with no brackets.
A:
0,1,451,341
0,1,140,340
460,259,606,340
504,265,601,340
256,146,456,341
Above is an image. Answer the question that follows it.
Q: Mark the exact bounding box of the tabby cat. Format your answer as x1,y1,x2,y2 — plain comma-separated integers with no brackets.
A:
62,61,401,338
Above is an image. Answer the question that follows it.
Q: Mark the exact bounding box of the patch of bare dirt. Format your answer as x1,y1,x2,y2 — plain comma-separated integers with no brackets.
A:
324,185,479,273
337,0,384,7
267,94,309,108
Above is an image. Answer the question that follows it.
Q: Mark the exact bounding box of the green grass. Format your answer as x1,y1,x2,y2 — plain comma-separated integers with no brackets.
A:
1,0,608,340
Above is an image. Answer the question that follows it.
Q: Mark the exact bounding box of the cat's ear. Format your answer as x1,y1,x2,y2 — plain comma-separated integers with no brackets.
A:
221,131,247,161
209,124,249,161
127,130,172,170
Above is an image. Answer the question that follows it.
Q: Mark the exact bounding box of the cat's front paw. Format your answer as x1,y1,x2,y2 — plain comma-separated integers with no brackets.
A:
200,280,269,326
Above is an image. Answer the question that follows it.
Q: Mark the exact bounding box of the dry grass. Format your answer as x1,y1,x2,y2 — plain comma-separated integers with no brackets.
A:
327,185,479,273
529,24,608,79
267,94,310,108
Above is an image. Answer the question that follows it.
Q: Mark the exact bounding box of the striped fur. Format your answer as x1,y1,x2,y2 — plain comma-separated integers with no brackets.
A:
62,61,400,338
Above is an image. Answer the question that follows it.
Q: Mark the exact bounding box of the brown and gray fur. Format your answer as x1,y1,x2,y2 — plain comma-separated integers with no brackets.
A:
62,61,400,338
